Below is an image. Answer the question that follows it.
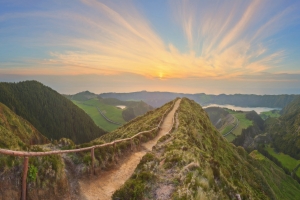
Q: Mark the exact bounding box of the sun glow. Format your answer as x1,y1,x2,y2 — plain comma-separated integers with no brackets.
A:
0,0,299,82
159,72,164,80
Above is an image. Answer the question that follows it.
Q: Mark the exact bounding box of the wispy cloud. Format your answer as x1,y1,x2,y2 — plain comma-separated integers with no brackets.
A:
0,0,299,81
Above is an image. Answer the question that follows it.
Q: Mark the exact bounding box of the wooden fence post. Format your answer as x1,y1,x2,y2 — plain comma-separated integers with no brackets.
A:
21,156,29,200
91,148,95,175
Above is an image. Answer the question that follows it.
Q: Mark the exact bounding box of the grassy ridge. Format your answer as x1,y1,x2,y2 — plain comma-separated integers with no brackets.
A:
113,98,300,199
96,99,175,142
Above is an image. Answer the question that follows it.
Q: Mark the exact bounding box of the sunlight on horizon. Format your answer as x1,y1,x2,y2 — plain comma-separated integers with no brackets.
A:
1,0,300,94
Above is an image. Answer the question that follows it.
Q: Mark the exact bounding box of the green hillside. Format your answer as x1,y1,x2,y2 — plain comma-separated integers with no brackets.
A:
68,91,153,132
266,96,300,159
0,103,48,150
73,98,125,132
113,98,300,199
205,107,254,142
0,81,106,144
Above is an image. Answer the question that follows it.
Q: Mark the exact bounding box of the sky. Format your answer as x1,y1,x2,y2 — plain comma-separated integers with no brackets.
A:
1,0,300,95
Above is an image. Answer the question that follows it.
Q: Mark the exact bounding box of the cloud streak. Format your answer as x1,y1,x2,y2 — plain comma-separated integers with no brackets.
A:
0,0,299,81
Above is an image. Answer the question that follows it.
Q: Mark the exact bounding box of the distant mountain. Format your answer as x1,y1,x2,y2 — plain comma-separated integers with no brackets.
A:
100,91,299,108
0,102,48,150
113,98,300,199
0,81,106,144
64,90,97,101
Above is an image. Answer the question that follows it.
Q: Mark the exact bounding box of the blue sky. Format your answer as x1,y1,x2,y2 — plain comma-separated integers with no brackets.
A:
1,0,300,94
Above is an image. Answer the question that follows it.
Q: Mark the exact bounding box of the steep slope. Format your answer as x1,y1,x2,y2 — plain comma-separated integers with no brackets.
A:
204,107,230,130
266,96,300,159
0,103,48,150
0,81,106,144
113,98,300,199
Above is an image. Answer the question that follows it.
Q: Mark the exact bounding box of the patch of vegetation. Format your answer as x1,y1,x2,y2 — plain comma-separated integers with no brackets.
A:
264,96,300,159
113,153,157,200
265,145,300,177
72,100,121,132
28,164,38,182
224,133,236,142
231,113,253,136
260,110,281,120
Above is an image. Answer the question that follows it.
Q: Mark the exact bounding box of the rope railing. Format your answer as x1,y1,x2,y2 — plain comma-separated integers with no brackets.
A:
0,99,176,157
0,98,179,200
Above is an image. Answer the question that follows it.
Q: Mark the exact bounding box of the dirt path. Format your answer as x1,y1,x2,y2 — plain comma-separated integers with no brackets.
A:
78,99,181,200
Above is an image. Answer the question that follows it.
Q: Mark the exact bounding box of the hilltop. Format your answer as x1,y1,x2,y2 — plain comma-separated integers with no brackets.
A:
0,81,106,144
113,98,300,199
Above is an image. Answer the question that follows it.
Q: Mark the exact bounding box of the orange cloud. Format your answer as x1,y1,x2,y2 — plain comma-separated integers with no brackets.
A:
1,0,297,80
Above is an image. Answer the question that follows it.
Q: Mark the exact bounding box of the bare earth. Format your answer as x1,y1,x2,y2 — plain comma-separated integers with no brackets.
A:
78,99,181,200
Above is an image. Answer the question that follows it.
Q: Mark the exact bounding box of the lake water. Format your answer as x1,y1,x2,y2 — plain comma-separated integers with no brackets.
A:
203,104,281,114
116,105,126,109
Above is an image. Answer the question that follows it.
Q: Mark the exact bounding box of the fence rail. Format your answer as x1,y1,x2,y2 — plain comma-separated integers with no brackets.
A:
0,98,178,200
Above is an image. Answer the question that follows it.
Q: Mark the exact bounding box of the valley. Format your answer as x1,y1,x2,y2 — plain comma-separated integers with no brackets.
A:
1,82,300,199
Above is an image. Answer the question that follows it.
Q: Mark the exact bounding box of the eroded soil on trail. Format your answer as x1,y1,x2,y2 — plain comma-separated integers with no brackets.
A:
78,99,181,200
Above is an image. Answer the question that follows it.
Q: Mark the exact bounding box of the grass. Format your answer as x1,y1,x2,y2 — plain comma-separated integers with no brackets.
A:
73,98,125,132
250,150,300,200
224,133,236,142
220,109,253,136
231,113,252,136
265,145,300,177
221,124,235,135
260,110,281,120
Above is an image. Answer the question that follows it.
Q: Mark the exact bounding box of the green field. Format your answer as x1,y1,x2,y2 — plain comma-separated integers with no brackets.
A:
260,110,281,120
225,133,236,142
73,98,126,132
223,109,253,136
230,112,252,136
265,146,300,177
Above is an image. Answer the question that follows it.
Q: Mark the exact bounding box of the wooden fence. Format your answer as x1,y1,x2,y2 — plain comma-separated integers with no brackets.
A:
0,99,178,200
